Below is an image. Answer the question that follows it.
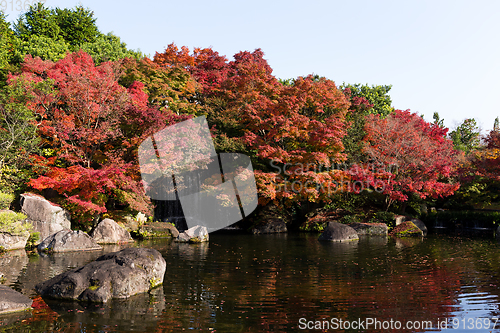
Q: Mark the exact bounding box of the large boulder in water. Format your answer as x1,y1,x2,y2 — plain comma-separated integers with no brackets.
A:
35,248,166,302
89,218,133,244
0,285,32,314
20,193,71,244
38,230,102,253
318,222,359,242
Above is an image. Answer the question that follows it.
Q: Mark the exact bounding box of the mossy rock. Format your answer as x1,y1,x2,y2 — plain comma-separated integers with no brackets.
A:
389,221,423,237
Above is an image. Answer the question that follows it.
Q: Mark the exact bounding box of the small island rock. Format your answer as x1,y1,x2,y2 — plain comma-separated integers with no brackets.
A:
318,222,359,242
176,225,209,243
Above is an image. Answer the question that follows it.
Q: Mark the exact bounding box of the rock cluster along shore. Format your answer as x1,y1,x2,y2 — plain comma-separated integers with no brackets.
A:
318,218,428,242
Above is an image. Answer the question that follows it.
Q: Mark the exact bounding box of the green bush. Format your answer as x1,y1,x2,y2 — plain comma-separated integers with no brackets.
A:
0,192,13,210
0,211,32,235
370,211,394,224
340,215,361,224
26,232,40,249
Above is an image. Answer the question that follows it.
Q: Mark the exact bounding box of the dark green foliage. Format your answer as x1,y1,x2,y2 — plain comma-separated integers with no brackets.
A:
80,32,144,64
341,83,394,164
449,118,481,154
53,6,99,46
14,3,98,46
340,215,361,224
0,12,19,84
0,78,43,192
11,4,138,64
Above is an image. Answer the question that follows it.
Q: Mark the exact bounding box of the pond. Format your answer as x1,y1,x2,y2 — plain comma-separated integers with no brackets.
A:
1,233,500,332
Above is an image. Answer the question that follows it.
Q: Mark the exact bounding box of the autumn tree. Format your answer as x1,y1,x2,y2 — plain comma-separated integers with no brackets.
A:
119,56,200,115
339,83,395,165
451,126,500,209
152,45,354,205
8,51,182,227
350,109,461,210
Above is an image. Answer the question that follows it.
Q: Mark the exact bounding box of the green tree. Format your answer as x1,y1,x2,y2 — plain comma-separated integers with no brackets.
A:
433,112,445,128
14,3,98,47
340,83,394,164
340,83,394,117
449,118,481,154
0,77,45,192
17,34,70,62
0,12,20,85
494,117,499,131
80,32,143,64
12,4,141,64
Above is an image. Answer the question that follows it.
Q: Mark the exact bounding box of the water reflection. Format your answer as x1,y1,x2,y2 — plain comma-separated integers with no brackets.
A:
1,234,500,332
43,287,166,331
0,249,28,286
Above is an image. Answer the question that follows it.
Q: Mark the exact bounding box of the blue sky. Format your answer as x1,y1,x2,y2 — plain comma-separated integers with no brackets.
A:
4,0,500,133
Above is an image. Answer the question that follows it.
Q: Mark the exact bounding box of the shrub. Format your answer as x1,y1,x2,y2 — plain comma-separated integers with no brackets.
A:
0,211,32,235
26,231,40,249
0,192,13,210
340,215,361,224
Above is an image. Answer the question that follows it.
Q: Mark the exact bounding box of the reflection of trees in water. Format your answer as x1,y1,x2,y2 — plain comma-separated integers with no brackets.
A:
158,235,469,331
4,235,500,332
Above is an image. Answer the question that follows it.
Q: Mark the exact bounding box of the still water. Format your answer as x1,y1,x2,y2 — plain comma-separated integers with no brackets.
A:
1,233,500,332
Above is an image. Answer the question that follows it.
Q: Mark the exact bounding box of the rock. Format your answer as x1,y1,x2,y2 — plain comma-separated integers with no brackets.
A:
20,193,71,244
246,203,290,234
318,222,359,242
38,230,102,253
176,225,209,243
35,247,166,302
123,215,139,232
0,229,30,251
349,222,388,236
89,219,133,244
138,222,179,238
394,215,406,226
0,285,32,314
251,220,288,234
410,218,428,236
390,221,423,237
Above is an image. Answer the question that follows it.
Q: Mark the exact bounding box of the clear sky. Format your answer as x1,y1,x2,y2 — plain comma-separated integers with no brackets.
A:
4,0,500,133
